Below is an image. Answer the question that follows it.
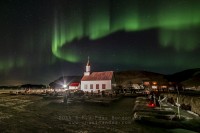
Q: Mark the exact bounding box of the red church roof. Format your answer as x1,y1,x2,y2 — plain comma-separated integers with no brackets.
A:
81,71,113,81
69,82,80,86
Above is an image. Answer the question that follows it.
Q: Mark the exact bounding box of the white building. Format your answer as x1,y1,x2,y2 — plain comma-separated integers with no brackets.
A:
132,84,141,90
81,58,115,93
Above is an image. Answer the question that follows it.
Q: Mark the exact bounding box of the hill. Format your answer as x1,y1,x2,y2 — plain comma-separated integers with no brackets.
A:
0,84,46,89
114,68,200,87
165,68,200,87
20,84,46,89
114,70,168,87
49,68,200,89
49,76,82,88
181,71,200,87
166,68,200,83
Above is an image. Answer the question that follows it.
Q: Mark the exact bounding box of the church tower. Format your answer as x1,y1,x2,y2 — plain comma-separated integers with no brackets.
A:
84,56,90,76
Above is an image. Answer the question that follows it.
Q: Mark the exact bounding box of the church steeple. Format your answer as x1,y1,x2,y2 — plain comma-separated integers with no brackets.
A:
84,56,91,76
86,56,90,66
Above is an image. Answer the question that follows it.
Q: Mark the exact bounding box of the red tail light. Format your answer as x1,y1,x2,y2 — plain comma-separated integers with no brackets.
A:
148,102,155,107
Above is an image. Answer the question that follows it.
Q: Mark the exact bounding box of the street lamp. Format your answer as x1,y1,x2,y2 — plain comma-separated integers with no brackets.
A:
63,84,67,88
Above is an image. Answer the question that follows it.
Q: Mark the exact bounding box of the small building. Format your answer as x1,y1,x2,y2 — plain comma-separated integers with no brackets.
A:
184,86,200,91
81,57,115,93
69,82,80,90
160,85,168,91
143,80,158,90
132,84,141,90
143,80,150,86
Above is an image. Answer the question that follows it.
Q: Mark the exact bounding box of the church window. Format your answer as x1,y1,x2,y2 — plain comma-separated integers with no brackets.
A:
84,84,88,89
102,84,106,89
90,84,93,89
96,84,99,89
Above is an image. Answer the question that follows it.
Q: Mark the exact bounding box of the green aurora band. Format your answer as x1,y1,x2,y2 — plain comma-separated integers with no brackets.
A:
0,58,25,72
52,0,200,62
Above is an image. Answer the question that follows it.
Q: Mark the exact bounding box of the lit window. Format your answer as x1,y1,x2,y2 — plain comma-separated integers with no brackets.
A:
102,84,106,89
152,86,157,89
96,84,99,89
90,84,93,89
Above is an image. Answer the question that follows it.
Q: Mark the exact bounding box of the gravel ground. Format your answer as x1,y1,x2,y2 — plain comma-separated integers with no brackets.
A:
0,94,198,133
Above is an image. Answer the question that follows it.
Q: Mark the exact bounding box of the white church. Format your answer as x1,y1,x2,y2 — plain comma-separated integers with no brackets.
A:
81,58,115,93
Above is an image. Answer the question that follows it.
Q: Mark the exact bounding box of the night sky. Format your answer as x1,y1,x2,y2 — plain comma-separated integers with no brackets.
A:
0,0,200,85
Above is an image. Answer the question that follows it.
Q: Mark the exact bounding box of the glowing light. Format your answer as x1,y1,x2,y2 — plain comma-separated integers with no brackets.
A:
148,103,155,107
63,84,67,88
152,82,157,85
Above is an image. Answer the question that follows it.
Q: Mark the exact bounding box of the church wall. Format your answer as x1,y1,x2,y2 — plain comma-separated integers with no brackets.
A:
81,80,112,93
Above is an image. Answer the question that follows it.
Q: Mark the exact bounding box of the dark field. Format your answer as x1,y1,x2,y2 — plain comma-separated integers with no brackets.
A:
0,94,199,133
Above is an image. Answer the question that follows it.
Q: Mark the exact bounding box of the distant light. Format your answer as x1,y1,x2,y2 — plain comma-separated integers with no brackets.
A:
148,103,155,108
152,82,157,85
63,84,67,88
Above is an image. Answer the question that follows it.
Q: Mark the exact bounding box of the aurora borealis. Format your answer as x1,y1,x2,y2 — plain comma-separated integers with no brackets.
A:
0,0,200,85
